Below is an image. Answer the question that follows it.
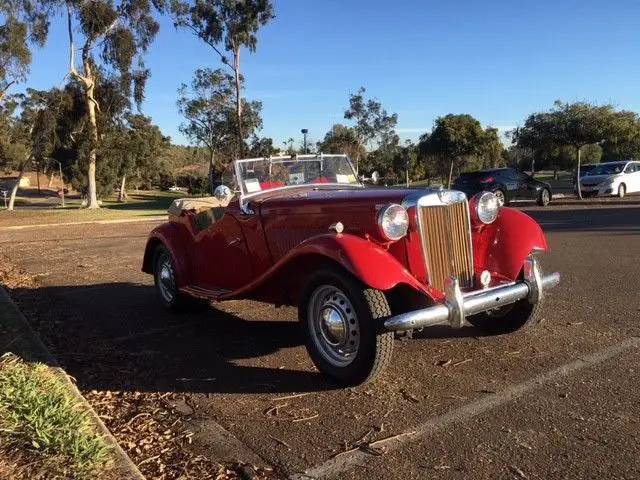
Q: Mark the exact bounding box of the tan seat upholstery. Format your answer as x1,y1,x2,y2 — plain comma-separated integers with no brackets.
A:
168,196,232,217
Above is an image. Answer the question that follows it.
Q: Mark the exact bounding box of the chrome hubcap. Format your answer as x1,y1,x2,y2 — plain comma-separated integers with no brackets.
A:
308,285,359,367
542,190,549,204
157,258,176,303
495,190,505,206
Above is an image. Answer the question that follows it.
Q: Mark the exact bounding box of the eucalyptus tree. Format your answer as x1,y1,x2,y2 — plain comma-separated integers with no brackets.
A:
317,124,365,163
178,67,262,190
419,114,489,187
64,0,164,207
0,0,53,101
516,102,616,199
172,0,274,158
343,87,398,173
2,88,67,210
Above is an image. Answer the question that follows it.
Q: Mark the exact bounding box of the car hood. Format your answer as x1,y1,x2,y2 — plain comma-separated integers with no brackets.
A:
253,187,417,214
581,174,616,184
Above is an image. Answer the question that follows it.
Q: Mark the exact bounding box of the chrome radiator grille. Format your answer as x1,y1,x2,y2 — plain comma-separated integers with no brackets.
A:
417,199,474,291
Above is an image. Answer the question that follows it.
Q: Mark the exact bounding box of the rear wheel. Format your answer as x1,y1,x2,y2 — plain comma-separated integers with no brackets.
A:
299,269,393,386
153,245,206,312
493,189,506,206
618,183,626,198
537,188,551,206
467,261,544,335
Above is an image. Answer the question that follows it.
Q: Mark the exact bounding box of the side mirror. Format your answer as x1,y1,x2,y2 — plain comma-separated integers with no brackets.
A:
214,184,232,201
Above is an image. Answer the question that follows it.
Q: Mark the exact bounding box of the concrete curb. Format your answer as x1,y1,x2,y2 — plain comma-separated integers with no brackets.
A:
1,215,166,231
0,287,146,480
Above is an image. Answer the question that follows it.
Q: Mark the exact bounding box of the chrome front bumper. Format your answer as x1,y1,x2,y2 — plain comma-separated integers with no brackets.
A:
384,256,560,331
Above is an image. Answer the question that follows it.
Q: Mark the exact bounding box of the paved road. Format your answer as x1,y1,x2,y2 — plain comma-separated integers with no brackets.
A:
1,203,639,479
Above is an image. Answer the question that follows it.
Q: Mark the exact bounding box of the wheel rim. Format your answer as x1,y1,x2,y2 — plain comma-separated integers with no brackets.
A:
542,189,549,205
619,185,625,197
157,255,176,303
494,190,505,206
307,285,360,367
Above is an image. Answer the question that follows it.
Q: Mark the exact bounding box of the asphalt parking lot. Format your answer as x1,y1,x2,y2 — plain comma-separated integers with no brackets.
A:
1,202,639,479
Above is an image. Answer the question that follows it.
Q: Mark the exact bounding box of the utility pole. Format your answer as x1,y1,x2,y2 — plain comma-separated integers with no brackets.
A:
301,128,308,154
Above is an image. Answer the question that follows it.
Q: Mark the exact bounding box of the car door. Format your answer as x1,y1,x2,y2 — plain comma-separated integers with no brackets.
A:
497,169,520,200
190,206,254,292
625,162,640,193
517,171,538,200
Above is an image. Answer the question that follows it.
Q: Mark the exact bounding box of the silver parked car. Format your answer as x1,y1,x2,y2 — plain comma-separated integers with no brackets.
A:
580,160,640,198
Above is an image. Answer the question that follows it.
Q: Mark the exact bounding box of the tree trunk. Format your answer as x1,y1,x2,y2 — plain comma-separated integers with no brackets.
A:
48,171,55,188
85,81,100,208
575,146,582,200
233,47,244,158
448,158,455,188
118,175,127,202
208,149,217,194
36,161,41,194
7,161,27,211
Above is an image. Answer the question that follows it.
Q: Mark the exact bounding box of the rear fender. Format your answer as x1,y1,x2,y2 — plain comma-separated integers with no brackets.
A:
473,207,548,280
141,223,190,287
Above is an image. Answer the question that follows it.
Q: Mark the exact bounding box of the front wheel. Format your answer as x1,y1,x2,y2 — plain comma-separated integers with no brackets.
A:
618,183,626,198
299,269,394,386
467,261,544,335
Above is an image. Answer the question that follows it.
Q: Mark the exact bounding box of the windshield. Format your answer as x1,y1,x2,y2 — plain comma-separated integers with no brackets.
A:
587,163,626,176
457,172,493,183
579,165,596,176
234,154,361,197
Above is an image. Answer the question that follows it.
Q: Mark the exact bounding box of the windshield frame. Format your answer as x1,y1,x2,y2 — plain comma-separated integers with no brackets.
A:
232,154,364,207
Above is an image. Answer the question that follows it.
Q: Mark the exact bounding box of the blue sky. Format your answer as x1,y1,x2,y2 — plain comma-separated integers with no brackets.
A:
23,0,640,148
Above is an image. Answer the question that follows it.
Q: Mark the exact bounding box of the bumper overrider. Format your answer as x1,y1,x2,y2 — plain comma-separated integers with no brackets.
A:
384,256,560,331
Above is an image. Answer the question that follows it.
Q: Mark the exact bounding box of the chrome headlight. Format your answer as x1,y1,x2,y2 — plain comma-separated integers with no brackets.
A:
377,204,409,241
476,191,500,224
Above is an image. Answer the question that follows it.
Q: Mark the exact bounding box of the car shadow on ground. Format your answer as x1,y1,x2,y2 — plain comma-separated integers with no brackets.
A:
8,282,338,395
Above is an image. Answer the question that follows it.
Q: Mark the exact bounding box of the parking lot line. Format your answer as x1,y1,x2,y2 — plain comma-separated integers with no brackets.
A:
293,336,640,480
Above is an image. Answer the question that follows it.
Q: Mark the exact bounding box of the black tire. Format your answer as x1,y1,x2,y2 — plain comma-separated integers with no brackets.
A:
467,261,544,335
299,268,394,386
537,188,551,206
153,244,206,312
493,188,507,206
618,183,626,198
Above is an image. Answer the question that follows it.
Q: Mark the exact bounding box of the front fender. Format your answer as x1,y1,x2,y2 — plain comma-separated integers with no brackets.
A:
293,234,427,292
224,233,435,301
473,207,548,280
141,222,191,287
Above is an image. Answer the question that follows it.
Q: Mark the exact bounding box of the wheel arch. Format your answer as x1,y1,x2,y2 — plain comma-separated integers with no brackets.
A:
141,223,191,288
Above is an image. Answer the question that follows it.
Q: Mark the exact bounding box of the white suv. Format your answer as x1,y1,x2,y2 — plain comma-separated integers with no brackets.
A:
580,160,640,198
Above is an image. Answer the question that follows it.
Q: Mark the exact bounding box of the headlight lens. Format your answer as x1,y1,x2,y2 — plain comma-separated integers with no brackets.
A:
377,204,409,241
601,177,615,186
476,191,500,224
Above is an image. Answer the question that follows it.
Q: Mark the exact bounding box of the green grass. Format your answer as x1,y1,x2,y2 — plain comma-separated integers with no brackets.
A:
0,353,112,479
0,190,185,227
101,190,184,211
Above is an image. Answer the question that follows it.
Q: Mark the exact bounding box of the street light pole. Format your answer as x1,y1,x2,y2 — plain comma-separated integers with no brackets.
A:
301,128,308,154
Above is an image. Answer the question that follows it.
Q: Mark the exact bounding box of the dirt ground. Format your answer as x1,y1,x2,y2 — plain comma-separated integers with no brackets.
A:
1,202,639,479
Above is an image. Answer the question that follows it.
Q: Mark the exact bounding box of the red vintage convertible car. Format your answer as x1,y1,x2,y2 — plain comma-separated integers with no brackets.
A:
142,154,560,385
